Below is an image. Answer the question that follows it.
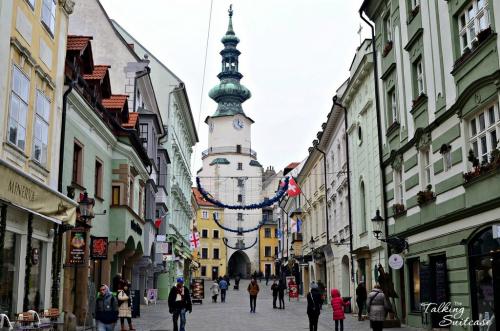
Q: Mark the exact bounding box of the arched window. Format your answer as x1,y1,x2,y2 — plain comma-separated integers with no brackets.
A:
360,181,367,233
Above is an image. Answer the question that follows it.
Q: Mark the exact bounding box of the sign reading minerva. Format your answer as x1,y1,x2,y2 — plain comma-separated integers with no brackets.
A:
0,163,76,225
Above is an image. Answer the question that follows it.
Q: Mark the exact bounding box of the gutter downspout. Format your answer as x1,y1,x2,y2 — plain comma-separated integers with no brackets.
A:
359,9,389,247
58,80,76,193
332,97,355,284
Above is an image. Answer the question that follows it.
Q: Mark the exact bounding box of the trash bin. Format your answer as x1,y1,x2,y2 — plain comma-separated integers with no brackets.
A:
342,297,352,313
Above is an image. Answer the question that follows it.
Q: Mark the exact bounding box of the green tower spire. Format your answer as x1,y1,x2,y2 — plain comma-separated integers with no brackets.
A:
208,5,251,117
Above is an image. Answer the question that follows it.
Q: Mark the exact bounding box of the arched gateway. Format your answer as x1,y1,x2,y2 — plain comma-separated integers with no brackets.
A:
228,251,251,278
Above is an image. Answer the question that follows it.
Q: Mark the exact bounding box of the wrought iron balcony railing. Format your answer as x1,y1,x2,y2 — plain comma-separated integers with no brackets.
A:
202,146,257,159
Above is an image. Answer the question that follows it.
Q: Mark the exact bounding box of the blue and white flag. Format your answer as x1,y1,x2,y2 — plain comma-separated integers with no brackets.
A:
291,218,302,233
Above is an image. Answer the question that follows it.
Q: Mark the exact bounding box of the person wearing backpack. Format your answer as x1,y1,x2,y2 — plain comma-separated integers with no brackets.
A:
95,284,119,331
219,278,228,303
306,282,323,331
331,288,346,331
366,284,392,331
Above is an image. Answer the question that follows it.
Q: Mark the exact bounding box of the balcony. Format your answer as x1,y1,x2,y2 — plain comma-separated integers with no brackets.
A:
202,146,257,160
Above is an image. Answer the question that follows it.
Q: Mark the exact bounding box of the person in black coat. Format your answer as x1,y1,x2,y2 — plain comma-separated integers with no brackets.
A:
278,278,286,309
356,282,368,321
271,280,279,308
168,278,192,331
307,283,323,331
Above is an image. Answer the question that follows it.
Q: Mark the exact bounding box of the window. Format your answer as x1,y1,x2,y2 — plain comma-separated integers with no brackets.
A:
409,259,421,311
360,181,367,233
112,186,120,205
201,266,206,276
410,0,420,10
213,230,219,239
384,15,392,43
138,188,143,216
274,246,278,256
469,103,499,164
95,159,103,198
8,66,29,150
72,141,83,185
213,248,219,259
265,228,271,238
27,0,35,9
443,149,452,171
274,228,278,238
201,229,208,238
41,0,56,36
33,91,50,165
394,169,404,204
213,211,219,220
140,123,148,150
388,89,398,124
202,210,208,219
414,59,425,96
265,246,272,257
201,248,208,259
129,179,134,207
237,194,243,202
421,150,431,187
237,178,244,187
237,213,243,221
458,0,490,53
236,144,241,153
237,162,243,170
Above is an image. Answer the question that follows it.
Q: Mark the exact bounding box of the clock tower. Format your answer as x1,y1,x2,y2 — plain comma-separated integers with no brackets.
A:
199,5,263,277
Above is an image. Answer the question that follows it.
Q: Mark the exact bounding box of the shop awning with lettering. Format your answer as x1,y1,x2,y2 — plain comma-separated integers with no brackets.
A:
0,161,77,225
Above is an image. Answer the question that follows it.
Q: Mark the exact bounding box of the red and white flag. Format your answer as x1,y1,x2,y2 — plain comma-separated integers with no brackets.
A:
190,231,200,249
287,177,301,197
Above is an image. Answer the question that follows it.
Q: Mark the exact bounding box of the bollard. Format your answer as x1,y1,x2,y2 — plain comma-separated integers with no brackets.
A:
64,313,77,331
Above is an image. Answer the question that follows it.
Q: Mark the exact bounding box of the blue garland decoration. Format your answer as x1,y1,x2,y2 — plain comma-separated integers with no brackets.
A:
196,176,289,210
222,237,258,251
213,214,263,233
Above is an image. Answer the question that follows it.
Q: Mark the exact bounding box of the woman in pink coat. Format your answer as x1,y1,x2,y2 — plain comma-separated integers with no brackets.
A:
331,288,346,331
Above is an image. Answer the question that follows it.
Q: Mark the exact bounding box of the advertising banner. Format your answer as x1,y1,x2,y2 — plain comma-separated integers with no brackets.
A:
147,289,158,304
68,228,86,264
191,278,205,303
90,237,108,260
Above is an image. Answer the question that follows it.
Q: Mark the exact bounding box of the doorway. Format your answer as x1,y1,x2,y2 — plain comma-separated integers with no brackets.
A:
265,264,271,278
212,266,219,280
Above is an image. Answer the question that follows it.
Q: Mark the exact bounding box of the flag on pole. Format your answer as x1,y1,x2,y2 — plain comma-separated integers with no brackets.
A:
190,231,200,249
291,218,302,233
287,177,301,197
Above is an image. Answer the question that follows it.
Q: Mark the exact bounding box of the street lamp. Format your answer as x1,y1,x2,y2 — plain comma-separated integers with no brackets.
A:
309,236,315,252
371,209,409,253
371,209,384,240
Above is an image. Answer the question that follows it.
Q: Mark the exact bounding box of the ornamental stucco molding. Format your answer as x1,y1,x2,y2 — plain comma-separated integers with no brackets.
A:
59,0,75,15
415,130,431,151
391,154,403,171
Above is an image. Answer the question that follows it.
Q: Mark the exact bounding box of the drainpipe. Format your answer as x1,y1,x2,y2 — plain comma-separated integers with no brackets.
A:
58,79,76,193
332,97,356,285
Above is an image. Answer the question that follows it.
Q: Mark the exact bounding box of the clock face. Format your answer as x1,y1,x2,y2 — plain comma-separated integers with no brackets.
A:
233,118,244,130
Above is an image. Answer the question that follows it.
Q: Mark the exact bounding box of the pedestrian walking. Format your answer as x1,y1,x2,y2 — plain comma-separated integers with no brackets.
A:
366,284,392,331
247,278,260,313
356,282,367,321
117,281,135,331
219,278,228,303
278,278,285,309
271,280,279,308
331,288,346,331
234,275,240,290
306,282,323,331
95,284,119,331
265,273,270,286
168,278,192,331
210,280,220,303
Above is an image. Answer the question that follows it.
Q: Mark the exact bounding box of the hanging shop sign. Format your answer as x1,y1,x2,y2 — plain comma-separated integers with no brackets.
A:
156,234,167,242
156,242,170,254
388,254,404,269
90,237,108,260
69,228,87,264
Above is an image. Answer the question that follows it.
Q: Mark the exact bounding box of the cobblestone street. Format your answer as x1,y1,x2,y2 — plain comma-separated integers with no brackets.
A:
133,280,421,331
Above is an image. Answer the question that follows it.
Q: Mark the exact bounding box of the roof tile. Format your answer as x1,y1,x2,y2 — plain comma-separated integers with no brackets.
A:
83,65,110,81
67,35,93,51
122,112,139,128
192,187,217,207
102,94,128,110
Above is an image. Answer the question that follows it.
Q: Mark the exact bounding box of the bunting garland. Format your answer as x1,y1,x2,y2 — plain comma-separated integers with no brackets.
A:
212,214,263,233
196,176,289,210
222,237,258,251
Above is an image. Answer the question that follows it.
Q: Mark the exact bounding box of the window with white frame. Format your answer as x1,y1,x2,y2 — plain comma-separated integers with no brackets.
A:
213,211,219,220
139,124,148,150
41,0,56,36
469,102,499,165
33,91,50,165
415,59,425,96
202,210,208,219
421,150,431,187
395,169,404,203
384,15,392,43
388,89,398,125
458,0,490,53
27,0,35,9
443,149,453,171
410,0,420,10
9,66,29,151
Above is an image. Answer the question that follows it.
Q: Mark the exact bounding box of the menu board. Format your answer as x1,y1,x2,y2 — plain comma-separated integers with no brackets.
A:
191,278,204,302
68,228,86,264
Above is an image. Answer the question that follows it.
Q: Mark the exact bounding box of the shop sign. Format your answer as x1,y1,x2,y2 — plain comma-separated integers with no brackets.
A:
130,220,143,235
289,284,299,299
156,242,170,254
0,162,76,224
90,237,108,260
191,278,204,301
69,228,86,264
156,234,167,242
389,254,404,269
146,289,158,304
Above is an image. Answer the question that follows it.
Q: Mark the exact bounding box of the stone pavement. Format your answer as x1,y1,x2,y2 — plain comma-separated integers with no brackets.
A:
132,280,422,331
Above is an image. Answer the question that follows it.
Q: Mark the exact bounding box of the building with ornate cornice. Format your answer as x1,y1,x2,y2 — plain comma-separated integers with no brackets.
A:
198,7,264,277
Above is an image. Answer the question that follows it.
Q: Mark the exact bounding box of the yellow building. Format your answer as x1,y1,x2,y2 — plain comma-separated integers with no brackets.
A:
0,0,76,317
192,188,226,280
259,208,279,278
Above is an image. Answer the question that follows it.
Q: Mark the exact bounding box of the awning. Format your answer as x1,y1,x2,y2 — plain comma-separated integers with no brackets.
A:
0,161,77,225
8,201,61,224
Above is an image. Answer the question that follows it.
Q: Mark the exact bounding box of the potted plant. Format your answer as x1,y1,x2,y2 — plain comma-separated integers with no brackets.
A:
392,203,406,217
411,93,427,109
417,184,435,205
477,26,492,44
382,41,393,57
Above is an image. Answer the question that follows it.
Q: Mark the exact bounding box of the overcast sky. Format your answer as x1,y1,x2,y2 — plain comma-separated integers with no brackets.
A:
100,0,369,173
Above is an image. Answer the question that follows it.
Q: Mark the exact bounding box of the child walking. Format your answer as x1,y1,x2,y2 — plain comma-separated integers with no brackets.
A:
331,288,346,331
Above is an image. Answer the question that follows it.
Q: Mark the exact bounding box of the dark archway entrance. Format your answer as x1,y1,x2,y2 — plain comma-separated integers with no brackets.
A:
228,251,251,278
